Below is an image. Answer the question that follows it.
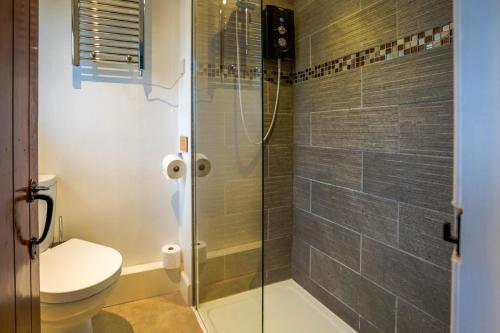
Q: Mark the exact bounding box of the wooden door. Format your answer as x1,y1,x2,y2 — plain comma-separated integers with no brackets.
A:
0,0,40,332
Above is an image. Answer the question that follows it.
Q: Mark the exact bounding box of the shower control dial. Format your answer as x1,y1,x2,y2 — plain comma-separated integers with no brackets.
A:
278,37,288,48
277,25,287,35
264,5,295,60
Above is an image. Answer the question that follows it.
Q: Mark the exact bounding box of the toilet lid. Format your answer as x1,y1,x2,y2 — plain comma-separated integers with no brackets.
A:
40,238,122,304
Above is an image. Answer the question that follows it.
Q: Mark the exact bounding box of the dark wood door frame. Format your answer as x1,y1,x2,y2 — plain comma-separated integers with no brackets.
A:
1,0,40,332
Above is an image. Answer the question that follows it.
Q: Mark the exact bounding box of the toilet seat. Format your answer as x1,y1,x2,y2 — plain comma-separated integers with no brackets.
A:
40,238,122,304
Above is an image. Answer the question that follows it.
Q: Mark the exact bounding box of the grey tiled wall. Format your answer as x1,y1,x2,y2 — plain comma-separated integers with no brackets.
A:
263,0,295,285
291,0,454,332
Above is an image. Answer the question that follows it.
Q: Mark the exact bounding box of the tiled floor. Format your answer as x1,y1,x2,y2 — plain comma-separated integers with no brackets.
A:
93,292,203,333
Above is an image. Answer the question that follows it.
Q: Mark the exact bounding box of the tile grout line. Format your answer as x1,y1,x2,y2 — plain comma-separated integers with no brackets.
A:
360,67,364,108
295,205,451,272
308,179,312,212
361,151,364,192
394,297,399,333
298,227,450,327
359,236,363,274
396,202,400,247
295,142,455,160
308,36,312,68
397,105,401,153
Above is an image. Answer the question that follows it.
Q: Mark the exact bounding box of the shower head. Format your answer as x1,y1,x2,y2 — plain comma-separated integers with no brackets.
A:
236,0,257,10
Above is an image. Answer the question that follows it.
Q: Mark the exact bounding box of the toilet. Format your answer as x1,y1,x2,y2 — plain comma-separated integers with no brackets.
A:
38,175,123,333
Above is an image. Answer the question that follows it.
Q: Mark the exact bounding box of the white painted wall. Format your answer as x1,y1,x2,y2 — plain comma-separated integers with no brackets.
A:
176,0,193,304
39,0,188,267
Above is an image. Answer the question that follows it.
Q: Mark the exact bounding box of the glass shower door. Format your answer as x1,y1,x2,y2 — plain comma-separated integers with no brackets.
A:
193,0,263,332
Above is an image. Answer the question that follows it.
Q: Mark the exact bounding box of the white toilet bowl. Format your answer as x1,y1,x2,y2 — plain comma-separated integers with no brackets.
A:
40,238,122,333
37,175,123,333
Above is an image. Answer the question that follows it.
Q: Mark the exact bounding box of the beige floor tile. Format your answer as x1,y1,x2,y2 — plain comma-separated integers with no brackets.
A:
93,292,203,333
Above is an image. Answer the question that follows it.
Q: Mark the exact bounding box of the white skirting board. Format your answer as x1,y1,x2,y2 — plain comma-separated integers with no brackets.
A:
180,270,193,306
104,261,181,307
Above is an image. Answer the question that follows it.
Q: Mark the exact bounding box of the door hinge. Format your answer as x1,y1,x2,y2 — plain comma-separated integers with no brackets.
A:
444,207,463,257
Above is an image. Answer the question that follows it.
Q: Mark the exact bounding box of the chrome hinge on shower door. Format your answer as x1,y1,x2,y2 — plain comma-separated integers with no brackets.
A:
444,206,463,257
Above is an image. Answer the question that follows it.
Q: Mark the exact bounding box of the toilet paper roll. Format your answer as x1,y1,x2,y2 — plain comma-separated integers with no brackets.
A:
162,244,181,270
162,154,186,180
195,153,211,178
196,240,207,264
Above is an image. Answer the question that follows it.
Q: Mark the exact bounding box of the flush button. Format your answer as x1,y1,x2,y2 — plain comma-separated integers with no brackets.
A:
278,37,288,48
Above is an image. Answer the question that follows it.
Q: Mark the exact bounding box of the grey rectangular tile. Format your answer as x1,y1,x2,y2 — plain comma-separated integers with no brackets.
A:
225,178,262,215
221,145,262,179
361,237,451,322
310,248,360,310
311,182,398,247
295,0,360,40
312,70,362,112
296,248,395,332
293,70,362,113
359,318,384,333
199,272,262,303
397,0,453,38
295,146,362,190
265,113,293,146
268,206,293,239
311,107,399,152
363,152,453,213
295,36,311,71
293,80,315,113
291,236,310,274
358,277,396,333
198,257,224,287
264,175,293,210
225,248,262,279
293,176,311,211
400,101,454,157
294,113,310,145
267,83,293,114
201,210,262,251
268,144,293,177
363,46,453,107
399,203,454,269
397,298,449,333
311,0,396,65
265,265,291,285
294,208,361,271
292,267,360,331
360,0,382,8
264,236,292,271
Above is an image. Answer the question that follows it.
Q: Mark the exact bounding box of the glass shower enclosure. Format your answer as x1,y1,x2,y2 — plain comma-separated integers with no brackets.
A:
193,0,264,331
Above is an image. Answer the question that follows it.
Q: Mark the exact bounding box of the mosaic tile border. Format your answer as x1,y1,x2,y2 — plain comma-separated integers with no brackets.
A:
197,63,294,85
197,22,453,86
294,23,454,83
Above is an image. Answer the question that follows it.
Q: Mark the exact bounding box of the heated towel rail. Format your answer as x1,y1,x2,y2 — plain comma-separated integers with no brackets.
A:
72,0,145,73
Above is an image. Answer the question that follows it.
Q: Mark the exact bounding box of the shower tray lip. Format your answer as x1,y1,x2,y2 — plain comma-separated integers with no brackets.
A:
197,279,357,333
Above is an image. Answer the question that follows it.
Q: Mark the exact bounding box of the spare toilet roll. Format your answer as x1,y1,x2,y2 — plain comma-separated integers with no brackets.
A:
162,154,186,180
195,153,211,178
196,240,207,264
162,244,181,270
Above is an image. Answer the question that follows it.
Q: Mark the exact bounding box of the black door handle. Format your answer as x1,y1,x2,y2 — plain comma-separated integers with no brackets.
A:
28,180,54,259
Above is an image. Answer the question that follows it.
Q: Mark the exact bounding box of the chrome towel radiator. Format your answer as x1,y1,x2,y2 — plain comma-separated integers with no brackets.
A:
72,0,145,74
